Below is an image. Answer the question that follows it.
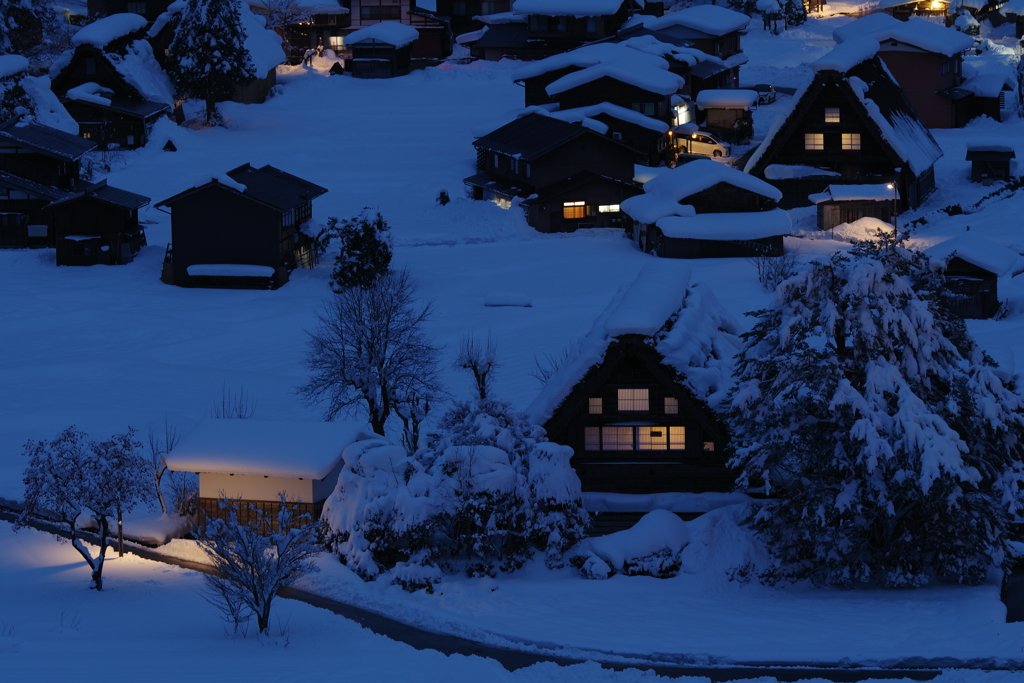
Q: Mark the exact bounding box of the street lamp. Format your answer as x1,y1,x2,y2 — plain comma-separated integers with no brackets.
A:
887,167,901,235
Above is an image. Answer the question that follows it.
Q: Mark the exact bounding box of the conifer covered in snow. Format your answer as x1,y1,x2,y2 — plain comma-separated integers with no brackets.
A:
729,246,1024,587
165,0,257,124
319,209,394,292
0,55,33,120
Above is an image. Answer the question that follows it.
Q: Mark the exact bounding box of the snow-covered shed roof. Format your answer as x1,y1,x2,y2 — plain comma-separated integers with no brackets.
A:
616,35,711,68
525,261,742,424
345,21,420,47
833,14,974,57
645,5,750,36
549,101,669,132
0,54,30,79
546,63,684,96
512,0,626,17
47,179,150,210
513,41,669,82
811,37,880,73
1003,0,1024,16
925,234,1024,278
962,70,1014,99
809,183,898,203
656,208,791,240
0,169,73,201
240,1,287,74
72,13,147,49
696,89,758,110
166,419,378,479
473,113,630,160
640,158,782,202
0,117,96,159
156,163,328,212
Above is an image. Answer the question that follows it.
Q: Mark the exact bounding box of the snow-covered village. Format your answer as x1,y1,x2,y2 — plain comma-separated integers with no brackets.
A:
3,0,1024,680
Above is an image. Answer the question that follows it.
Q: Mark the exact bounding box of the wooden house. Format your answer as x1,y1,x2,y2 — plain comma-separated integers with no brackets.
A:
743,40,943,211
549,102,670,167
460,15,529,61
809,183,897,231
297,0,449,60
832,14,975,129
156,164,328,289
966,145,1015,183
0,117,96,190
621,158,789,259
545,64,684,125
434,0,510,38
165,419,378,527
464,113,641,232
345,22,418,78
925,234,1024,319
961,70,1016,123
0,171,72,248
695,88,756,143
50,180,150,266
525,261,740,495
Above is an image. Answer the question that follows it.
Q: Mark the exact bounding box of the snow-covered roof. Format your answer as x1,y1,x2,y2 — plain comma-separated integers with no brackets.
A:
638,158,782,205
549,102,669,133
475,11,527,24
240,1,286,74
808,183,898,203
72,13,147,49
187,264,275,277
457,27,487,44
166,419,377,479
345,21,420,47
617,35,711,68
925,234,1024,278
65,82,114,106
525,261,742,424
248,0,350,13
833,14,974,58
546,63,684,96
148,0,186,38
811,37,879,73
109,40,176,106
962,70,1014,99
656,208,791,240
764,164,841,179
512,0,625,17
645,5,750,36
513,42,669,82
470,104,556,138
696,89,758,110
20,76,78,134
0,54,30,79
1003,0,1024,16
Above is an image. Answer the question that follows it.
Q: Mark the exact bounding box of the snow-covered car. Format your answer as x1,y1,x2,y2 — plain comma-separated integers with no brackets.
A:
675,131,730,158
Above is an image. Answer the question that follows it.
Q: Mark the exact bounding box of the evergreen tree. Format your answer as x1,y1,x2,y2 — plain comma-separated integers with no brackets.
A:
781,0,807,27
729,248,1024,587
0,63,34,121
165,0,256,125
318,209,393,291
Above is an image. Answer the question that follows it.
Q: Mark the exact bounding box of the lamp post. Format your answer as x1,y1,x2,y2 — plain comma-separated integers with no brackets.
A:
887,167,901,235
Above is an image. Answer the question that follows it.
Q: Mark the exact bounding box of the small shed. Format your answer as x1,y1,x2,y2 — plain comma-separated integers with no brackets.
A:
925,233,1024,319
49,180,150,266
966,146,1015,183
695,89,757,143
165,419,378,527
346,22,419,79
809,183,898,231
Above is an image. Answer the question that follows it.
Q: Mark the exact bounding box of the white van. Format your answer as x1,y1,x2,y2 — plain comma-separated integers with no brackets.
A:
675,131,730,158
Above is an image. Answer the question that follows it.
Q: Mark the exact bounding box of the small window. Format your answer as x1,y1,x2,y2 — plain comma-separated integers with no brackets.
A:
617,388,649,412
585,427,600,451
563,200,586,220
631,102,655,116
492,153,500,168
588,397,602,414
940,61,951,76
524,162,531,178
601,426,634,450
664,397,678,414
586,17,596,33
509,157,519,174
669,426,686,450
598,204,620,213
804,133,824,151
824,107,840,123
703,441,715,452
126,134,135,146
841,133,861,150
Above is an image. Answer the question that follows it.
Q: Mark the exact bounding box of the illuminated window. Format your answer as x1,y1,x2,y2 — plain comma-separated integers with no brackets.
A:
703,441,715,451
494,197,511,209
824,107,840,123
585,427,600,451
563,201,586,219
598,204,620,213
841,133,861,150
637,427,668,450
617,388,649,411
588,397,602,414
669,426,686,450
601,426,634,450
664,397,678,414
804,133,824,151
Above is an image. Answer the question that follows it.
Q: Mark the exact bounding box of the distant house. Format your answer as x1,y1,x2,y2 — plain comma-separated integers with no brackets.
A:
165,419,379,527
925,233,1024,319
549,102,670,167
544,62,685,126
0,117,96,191
156,164,328,289
744,39,943,210
525,261,739,494
621,158,789,258
50,180,150,266
345,21,419,78
464,113,641,232
809,183,897,231
832,14,975,129
966,145,1015,183
0,171,71,248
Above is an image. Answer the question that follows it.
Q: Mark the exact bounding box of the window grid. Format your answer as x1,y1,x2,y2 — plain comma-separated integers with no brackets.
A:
664,397,678,414
588,397,602,414
563,201,586,220
841,133,861,150
637,427,668,450
824,107,840,123
617,388,649,411
601,426,634,450
804,133,824,151
669,426,686,450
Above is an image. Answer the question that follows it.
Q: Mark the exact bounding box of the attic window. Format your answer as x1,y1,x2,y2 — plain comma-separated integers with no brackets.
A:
841,133,861,150
589,397,603,414
664,397,678,414
824,107,840,123
804,133,824,151
617,388,649,411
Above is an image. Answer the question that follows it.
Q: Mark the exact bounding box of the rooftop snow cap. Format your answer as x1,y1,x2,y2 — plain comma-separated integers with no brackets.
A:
345,21,420,48
925,233,1024,278
513,41,670,81
72,13,148,49
833,13,975,58
0,54,30,79
645,5,750,36
512,0,626,17
811,37,880,73
546,63,685,96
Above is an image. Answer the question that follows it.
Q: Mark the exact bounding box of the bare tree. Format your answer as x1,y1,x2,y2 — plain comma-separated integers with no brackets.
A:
260,0,312,31
17,427,153,590
299,269,444,437
455,334,499,400
147,420,180,515
210,384,256,419
198,494,319,634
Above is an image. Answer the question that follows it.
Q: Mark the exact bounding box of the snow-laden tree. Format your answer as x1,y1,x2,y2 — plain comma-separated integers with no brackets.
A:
0,64,33,121
781,0,806,27
729,247,1024,587
165,0,256,124
198,494,319,633
299,268,444,440
318,209,394,292
17,426,153,590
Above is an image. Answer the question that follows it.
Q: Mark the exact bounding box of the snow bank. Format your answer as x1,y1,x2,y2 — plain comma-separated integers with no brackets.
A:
72,13,147,49
345,22,420,48
829,216,896,242
165,418,376,479
677,503,770,576
811,37,879,73
584,490,752,513
646,5,750,36
925,233,1024,278
657,208,792,241
586,509,689,569
0,54,29,79
696,89,758,111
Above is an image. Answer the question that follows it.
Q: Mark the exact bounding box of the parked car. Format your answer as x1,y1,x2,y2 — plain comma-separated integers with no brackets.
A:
752,83,776,105
675,131,730,158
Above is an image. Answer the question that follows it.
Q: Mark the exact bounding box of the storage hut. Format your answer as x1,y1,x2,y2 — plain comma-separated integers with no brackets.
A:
966,146,1015,183
346,22,419,79
925,234,1024,319
50,180,150,266
165,419,379,526
809,183,897,231
695,89,757,143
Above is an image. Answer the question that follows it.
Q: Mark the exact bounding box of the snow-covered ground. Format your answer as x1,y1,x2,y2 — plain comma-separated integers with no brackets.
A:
4,13,1024,680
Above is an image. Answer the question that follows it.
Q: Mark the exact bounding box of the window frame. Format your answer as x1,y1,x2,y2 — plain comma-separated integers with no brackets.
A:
804,133,824,151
